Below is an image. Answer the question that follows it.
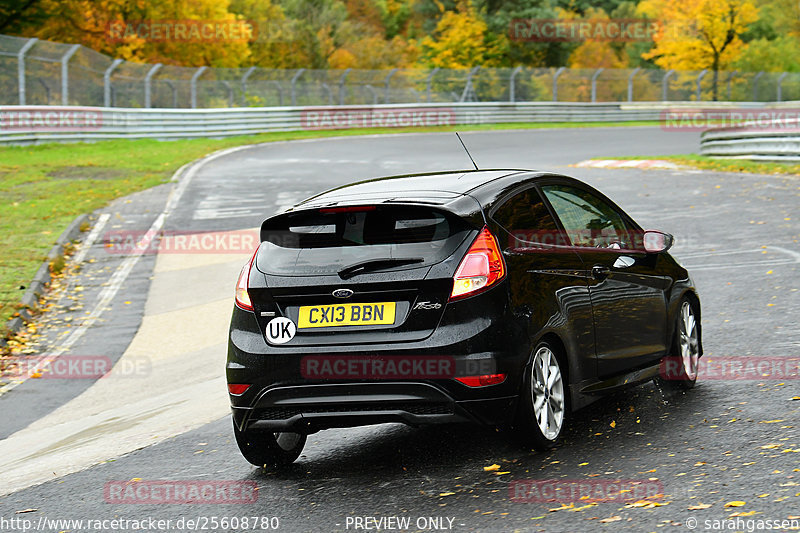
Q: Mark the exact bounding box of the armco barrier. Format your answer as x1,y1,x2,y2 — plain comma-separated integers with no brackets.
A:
701,124,800,161
0,101,692,145
4,102,799,161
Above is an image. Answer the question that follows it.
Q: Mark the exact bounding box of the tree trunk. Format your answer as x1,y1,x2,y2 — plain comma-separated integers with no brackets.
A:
712,56,720,101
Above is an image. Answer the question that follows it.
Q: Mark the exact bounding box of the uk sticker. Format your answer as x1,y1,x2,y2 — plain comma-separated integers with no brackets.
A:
266,317,296,344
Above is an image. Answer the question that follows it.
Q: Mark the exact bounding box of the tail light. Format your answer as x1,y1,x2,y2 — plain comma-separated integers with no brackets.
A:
450,226,506,301
234,248,258,311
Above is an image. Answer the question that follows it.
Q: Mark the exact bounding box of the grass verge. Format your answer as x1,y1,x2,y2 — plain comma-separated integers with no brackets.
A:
615,154,800,176
0,119,661,328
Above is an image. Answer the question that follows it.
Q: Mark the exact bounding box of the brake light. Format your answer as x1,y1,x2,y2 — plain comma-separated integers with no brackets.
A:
450,226,506,300
234,248,258,311
319,206,377,213
455,374,507,387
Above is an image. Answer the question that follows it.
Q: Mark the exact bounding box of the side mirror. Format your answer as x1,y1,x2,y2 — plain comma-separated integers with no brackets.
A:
643,230,674,253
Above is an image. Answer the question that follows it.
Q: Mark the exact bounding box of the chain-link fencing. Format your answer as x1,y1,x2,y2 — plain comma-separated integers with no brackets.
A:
2,34,799,108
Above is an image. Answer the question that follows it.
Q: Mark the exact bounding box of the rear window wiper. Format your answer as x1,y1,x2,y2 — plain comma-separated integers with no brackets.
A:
338,258,425,280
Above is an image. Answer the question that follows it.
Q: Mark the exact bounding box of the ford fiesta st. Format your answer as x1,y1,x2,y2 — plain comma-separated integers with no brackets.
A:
227,169,702,467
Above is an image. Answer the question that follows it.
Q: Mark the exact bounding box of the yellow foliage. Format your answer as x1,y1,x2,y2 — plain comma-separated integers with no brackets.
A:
568,41,627,69
419,1,504,69
640,0,758,71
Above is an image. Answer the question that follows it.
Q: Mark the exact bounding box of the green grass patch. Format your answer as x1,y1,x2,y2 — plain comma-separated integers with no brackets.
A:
615,154,800,176
0,120,659,328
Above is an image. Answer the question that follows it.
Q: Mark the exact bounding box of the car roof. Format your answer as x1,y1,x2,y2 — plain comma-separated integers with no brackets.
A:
292,169,530,208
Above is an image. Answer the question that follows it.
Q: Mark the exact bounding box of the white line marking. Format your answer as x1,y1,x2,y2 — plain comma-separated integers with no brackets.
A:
768,245,800,262
71,213,110,265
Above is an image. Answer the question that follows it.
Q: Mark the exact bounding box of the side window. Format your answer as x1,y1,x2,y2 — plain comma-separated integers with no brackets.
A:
491,188,566,248
541,185,633,249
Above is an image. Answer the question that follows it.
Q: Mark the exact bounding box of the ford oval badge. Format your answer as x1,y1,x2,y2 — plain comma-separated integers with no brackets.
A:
332,288,354,299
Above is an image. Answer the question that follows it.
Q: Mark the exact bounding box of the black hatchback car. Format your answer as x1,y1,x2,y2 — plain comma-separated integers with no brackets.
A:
227,169,702,467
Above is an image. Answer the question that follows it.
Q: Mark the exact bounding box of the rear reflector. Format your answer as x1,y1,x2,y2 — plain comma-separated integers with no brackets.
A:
228,383,251,395
234,248,258,311
450,226,506,300
455,374,507,387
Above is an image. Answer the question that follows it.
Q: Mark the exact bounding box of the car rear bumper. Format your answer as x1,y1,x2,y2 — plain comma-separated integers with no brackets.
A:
232,381,516,433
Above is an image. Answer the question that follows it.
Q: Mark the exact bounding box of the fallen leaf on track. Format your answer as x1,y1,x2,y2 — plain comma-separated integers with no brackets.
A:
625,500,667,509
724,501,746,507
688,503,712,510
483,464,500,472
599,516,622,523
549,503,575,512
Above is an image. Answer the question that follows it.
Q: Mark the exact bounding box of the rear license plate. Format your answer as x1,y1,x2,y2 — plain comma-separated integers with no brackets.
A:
297,302,396,329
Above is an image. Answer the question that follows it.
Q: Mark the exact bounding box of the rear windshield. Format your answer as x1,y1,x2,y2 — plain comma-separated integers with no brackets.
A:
257,206,472,276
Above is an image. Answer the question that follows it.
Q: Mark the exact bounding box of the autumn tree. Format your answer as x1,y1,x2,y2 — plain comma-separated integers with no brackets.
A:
11,0,253,67
418,1,506,69
639,0,758,100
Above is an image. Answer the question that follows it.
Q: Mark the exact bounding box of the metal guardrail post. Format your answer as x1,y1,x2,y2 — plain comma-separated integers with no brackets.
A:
104,58,123,108
696,69,708,101
322,83,333,105
290,69,305,106
266,81,283,106
222,81,234,107
384,68,397,104
365,85,378,105
552,66,565,102
509,66,522,103
752,71,764,101
460,66,480,102
425,67,439,102
38,79,51,104
661,69,674,101
338,68,351,105
627,67,640,102
591,68,604,103
241,66,256,106
60,44,80,106
144,63,163,108
777,72,788,102
164,80,177,108
727,70,738,101
17,38,38,105
190,66,208,109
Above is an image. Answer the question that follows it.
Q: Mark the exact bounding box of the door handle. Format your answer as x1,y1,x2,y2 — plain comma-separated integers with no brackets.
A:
592,265,610,279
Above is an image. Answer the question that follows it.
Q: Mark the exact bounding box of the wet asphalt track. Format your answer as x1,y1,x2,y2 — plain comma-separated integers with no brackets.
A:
1,127,799,532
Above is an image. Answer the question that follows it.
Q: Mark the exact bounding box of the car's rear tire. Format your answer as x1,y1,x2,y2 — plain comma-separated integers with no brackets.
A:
656,297,700,392
516,341,567,451
233,420,306,469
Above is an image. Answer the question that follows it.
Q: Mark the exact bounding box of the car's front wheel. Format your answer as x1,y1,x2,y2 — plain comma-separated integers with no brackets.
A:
233,420,306,469
517,341,567,451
